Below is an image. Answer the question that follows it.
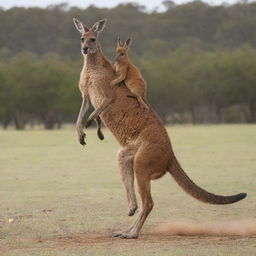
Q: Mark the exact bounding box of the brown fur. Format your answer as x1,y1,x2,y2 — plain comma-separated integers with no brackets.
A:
74,18,107,144
73,18,247,239
110,38,148,110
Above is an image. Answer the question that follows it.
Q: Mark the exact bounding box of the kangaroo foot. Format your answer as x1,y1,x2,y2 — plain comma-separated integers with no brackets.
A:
128,206,138,216
110,231,138,239
97,129,104,140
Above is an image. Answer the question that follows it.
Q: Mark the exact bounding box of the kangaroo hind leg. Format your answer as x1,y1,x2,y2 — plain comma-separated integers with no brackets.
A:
112,144,167,239
118,147,138,217
96,116,104,140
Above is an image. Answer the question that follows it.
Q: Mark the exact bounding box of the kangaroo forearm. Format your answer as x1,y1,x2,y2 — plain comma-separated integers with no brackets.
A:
112,75,126,86
86,97,114,128
76,97,90,128
113,63,117,72
90,97,113,120
76,97,90,146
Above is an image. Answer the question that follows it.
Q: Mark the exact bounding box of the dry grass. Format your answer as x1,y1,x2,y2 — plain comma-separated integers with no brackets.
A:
0,124,255,255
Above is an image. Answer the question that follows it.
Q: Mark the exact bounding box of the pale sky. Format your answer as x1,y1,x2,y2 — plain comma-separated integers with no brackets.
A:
0,0,250,11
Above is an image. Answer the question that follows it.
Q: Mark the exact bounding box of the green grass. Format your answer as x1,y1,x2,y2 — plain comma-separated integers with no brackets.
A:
0,124,255,255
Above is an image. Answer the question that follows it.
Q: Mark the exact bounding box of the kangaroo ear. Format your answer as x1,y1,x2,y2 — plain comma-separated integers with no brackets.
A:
91,19,107,34
73,18,89,34
124,38,132,49
117,37,123,47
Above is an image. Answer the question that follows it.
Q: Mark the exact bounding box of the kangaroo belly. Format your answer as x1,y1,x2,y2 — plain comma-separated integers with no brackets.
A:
88,85,105,108
99,85,162,146
87,72,114,108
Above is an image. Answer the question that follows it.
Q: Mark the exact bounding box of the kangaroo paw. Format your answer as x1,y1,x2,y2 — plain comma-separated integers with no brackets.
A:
79,132,86,146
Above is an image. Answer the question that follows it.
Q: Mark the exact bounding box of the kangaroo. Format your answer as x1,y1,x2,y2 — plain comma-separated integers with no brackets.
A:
74,19,111,145
111,38,148,110
73,18,247,239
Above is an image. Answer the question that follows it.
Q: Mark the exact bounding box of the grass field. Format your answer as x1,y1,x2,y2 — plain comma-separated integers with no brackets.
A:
0,124,255,256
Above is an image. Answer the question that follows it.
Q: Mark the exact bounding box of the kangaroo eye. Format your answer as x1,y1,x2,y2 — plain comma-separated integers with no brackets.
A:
91,38,96,43
81,38,84,43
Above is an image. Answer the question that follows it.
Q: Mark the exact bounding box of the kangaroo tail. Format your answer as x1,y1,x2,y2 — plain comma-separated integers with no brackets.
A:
168,157,246,204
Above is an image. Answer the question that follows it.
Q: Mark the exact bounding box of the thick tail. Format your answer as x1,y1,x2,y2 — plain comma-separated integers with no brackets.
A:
168,157,247,204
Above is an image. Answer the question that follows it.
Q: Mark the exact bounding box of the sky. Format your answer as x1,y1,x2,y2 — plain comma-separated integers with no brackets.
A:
0,0,249,11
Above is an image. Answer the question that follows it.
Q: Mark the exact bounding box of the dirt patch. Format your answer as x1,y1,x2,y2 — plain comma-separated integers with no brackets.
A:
36,230,256,251
1,228,256,255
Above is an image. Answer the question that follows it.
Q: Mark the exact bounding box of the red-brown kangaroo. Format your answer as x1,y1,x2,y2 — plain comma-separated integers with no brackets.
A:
73,18,247,239
111,38,148,110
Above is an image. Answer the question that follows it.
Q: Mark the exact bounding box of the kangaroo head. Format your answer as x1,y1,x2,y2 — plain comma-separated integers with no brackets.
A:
73,18,107,55
115,38,132,62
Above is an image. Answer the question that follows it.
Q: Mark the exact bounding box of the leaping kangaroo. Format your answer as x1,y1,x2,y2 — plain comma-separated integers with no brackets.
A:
73,18,247,239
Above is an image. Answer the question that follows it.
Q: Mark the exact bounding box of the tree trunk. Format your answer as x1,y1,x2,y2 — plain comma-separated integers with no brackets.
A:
248,101,256,123
13,112,25,130
215,106,223,123
241,102,256,123
56,114,63,129
191,106,200,124
3,116,10,129
41,111,56,129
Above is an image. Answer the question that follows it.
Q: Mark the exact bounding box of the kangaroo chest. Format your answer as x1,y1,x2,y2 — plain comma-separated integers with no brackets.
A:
86,69,114,108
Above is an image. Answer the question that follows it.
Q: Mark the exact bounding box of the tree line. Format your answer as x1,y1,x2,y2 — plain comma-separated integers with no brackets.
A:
0,2,256,128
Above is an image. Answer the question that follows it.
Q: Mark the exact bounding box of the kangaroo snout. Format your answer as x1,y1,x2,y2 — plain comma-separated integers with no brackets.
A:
83,47,88,54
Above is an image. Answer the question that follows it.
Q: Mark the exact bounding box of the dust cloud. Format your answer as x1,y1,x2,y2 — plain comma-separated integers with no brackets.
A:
151,219,256,236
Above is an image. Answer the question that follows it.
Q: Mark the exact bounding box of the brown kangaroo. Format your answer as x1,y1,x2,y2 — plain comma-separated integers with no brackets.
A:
111,38,148,110
74,19,106,145
73,18,247,239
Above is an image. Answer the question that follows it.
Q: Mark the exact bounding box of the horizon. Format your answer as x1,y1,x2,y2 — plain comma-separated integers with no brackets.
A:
0,0,254,11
